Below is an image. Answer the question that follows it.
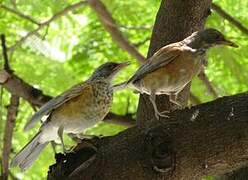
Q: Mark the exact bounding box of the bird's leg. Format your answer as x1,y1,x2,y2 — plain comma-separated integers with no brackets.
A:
77,134,100,139
69,133,99,142
50,141,58,154
149,92,169,119
68,133,98,152
58,126,69,153
169,94,183,108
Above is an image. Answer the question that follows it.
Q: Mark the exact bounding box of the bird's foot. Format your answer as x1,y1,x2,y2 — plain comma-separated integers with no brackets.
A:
155,110,170,120
78,134,101,140
169,99,183,109
61,144,73,154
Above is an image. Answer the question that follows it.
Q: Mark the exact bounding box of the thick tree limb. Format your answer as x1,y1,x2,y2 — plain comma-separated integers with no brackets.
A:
8,0,87,53
1,95,19,180
48,92,248,180
212,3,248,36
88,0,146,64
212,4,248,176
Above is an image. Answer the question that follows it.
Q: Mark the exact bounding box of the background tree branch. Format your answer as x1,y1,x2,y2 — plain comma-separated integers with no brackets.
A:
7,0,87,53
1,95,19,180
88,0,146,64
212,3,248,36
0,4,40,25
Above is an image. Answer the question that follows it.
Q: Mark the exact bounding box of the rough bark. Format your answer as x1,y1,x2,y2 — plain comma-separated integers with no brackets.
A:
47,92,248,180
1,95,19,180
137,0,212,126
216,168,248,180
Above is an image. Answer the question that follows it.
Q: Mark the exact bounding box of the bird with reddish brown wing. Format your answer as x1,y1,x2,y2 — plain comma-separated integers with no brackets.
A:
120,28,238,119
11,61,129,170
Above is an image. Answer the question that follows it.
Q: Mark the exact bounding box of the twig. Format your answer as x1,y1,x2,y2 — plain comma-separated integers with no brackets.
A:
0,4,40,25
88,0,146,64
198,72,218,98
8,0,87,53
134,37,150,47
1,35,12,72
1,95,19,180
212,3,248,35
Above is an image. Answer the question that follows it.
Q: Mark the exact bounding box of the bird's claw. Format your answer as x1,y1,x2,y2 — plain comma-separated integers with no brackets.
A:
155,110,170,119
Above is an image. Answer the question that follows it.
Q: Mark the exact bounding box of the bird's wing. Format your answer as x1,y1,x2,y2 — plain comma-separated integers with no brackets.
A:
24,82,92,131
127,45,182,84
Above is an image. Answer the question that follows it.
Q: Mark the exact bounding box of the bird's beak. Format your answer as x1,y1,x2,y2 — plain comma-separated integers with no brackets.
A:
218,39,238,48
114,61,130,71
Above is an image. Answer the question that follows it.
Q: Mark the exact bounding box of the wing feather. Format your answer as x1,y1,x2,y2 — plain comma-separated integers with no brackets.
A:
24,82,91,131
127,45,182,84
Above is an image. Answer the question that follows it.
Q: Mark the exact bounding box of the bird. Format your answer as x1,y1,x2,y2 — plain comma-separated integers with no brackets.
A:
117,28,238,119
11,61,129,170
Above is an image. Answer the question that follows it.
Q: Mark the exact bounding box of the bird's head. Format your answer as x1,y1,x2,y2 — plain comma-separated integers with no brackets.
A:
184,28,238,49
91,61,130,81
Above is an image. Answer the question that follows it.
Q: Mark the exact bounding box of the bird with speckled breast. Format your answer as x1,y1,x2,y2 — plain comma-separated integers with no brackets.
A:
11,61,129,170
116,28,238,119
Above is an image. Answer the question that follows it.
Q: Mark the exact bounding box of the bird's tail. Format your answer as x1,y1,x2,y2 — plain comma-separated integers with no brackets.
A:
11,131,48,170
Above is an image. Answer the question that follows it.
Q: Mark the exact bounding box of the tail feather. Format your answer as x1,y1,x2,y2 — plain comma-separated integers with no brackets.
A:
11,131,48,170
19,142,48,170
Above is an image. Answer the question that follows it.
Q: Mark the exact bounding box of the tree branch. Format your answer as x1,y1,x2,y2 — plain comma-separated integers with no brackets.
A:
1,35,12,72
88,0,146,64
0,71,52,107
48,91,248,180
0,4,40,25
1,95,19,180
8,0,87,53
198,72,218,98
212,3,248,36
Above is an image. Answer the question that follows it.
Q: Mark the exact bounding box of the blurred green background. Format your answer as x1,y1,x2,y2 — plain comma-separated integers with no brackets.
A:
0,0,247,179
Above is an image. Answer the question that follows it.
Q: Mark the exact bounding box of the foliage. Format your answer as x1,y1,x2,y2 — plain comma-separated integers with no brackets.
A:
0,0,247,179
